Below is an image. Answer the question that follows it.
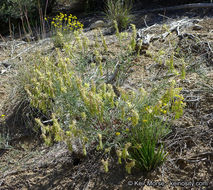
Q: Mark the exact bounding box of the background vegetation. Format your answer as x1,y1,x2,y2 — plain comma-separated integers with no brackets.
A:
0,0,211,36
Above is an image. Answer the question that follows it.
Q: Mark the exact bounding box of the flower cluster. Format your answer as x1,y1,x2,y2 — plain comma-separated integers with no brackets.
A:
49,13,83,32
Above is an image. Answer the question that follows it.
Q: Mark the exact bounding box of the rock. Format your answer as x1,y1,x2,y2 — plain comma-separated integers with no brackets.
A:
0,69,7,74
207,119,213,128
90,20,106,30
103,26,115,35
192,24,203,31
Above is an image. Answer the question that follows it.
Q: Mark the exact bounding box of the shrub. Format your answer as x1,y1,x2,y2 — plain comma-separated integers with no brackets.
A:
48,12,84,48
21,23,185,174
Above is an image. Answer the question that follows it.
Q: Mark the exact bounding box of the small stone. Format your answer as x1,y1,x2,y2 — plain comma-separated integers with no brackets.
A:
0,69,7,74
90,20,106,30
207,119,213,128
103,26,115,35
192,24,203,31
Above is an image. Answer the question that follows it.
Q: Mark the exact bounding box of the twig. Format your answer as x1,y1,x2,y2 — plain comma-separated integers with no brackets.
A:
158,13,173,20
201,83,213,91
0,34,6,42
106,61,120,84
0,38,51,67
190,152,213,159
143,15,149,28
207,42,213,53
184,96,200,102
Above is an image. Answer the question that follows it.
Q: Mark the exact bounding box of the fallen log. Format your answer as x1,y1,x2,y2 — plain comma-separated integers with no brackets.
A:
133,3,213,14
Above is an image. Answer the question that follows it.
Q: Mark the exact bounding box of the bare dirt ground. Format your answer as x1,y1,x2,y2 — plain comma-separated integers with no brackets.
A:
0,8,213,190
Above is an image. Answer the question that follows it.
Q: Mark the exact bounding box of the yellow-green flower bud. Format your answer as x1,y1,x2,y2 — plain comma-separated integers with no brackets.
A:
83,144,87,156
116,150,122,164
131,109,139,126
105,147,111,154
101,159,109,173
81,112,87,121
98,133,103,150
125,160,135,174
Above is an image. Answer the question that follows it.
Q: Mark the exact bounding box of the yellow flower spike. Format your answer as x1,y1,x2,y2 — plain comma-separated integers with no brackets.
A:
98,133,103,150
104,147,111,154
81,112,87,121
115,132,121,136
125,142,131,149
83,144,87,156
116,150,122,164
143,119,148,123
126,101,132,108
122,142,131,159
101,159,109,173
125,160,135,174
126,128,129,132
146,107,153,113
131,109,139,126
135,144,142,149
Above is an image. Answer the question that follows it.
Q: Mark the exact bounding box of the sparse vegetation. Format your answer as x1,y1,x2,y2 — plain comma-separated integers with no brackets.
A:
0,1,213,189
17,20,186,174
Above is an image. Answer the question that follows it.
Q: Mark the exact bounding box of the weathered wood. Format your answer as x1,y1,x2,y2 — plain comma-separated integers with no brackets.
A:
136,18,203,55
133,3,213,14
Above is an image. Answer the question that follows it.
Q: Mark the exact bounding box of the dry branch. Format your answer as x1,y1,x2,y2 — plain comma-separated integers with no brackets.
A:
133,3,213,14
0,38,51,67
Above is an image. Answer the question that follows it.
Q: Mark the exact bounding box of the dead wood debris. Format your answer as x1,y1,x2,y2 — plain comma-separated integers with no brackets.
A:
135,18,202,54
133,3,213,14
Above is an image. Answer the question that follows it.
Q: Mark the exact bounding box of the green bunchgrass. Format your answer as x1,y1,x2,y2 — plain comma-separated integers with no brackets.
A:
105,0,133,31
129,119,169,171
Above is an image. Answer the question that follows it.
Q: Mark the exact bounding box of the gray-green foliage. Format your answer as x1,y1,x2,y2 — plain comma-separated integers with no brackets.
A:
20,24,186,173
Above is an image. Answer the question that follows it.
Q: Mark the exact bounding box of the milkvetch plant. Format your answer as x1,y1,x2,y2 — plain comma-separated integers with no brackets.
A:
22,23,186,174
